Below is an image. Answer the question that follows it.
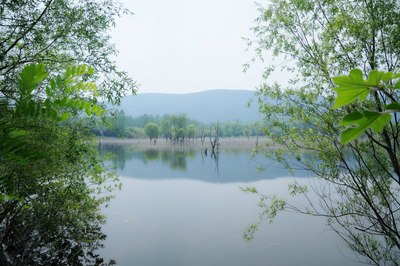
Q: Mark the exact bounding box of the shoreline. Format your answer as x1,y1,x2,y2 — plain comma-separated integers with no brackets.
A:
98,136,276,151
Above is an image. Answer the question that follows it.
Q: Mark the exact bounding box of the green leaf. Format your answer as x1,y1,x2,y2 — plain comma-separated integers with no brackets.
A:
92,105,100,116
45,86,51,97
65,66,71,78
84,102,92,115
385,103,400,111
44,98,51,108
382,71,393,81
60,97,67,107
71,66,77,76
59,112,70,121
72,99,80,108
50,79,56,90
56,75,62,87
366,70,384,86
332,69,372,109
365,111,391,132
65,98,73,107
78,64,87,75
78,100,87,109
91,105,105,116
339,112,363,126
340,111,391,144
333,86,370,109
19,63,48,94
84,82,97,92
88,66,95,75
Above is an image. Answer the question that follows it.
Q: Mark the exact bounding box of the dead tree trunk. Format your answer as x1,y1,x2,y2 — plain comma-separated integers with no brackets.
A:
209,123,220,158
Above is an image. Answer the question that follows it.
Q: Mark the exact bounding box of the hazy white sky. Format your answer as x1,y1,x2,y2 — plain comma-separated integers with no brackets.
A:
111,0,268,94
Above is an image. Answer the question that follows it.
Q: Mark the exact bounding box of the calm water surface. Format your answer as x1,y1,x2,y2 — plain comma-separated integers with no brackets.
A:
100,144,360,266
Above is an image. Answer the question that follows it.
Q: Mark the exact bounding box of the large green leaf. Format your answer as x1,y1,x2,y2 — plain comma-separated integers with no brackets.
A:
333,69,370,109
385,103,400,111
381,71,393,81
19,64,48,94
366,70,384,86
333,86,370,109
333,69,400,109
340,111,391,144
339,112,364,126
333,69,373,109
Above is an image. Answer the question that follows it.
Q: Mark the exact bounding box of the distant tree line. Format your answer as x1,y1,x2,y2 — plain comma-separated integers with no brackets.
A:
92,112,264,142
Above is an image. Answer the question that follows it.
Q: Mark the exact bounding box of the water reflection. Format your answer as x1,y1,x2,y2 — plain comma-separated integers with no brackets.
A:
99,144,359,266
99,143,309,183
144,149,159,161
101,144,198,171
100,144,126,170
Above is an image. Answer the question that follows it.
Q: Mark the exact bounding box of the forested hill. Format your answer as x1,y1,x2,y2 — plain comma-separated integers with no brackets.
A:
119,89,261,123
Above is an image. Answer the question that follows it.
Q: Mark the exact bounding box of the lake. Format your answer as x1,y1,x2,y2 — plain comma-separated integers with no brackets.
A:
99,143,360,266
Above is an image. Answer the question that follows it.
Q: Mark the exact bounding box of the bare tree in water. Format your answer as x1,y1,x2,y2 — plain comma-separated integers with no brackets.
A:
209,123,220,159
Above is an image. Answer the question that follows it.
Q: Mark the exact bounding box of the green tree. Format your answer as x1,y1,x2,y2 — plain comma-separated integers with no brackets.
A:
107,110,127,137
160,115,172,141
0,0,137,104
185,124,197,141
125,126,145,138
0,64,118,265
144,122,160,144
170,114,188,144
0,0,135,264
248,0,400,264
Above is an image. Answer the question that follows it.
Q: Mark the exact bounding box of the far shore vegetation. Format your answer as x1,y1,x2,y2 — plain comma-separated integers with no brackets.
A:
93,112,265,144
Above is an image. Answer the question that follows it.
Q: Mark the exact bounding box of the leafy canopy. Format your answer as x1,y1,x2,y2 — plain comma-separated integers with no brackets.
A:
0,63,119,265
249,0,400,264
0,0,137,104
144,122,160,141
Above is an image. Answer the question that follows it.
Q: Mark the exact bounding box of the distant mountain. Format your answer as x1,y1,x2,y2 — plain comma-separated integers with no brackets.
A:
119,89,262,124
